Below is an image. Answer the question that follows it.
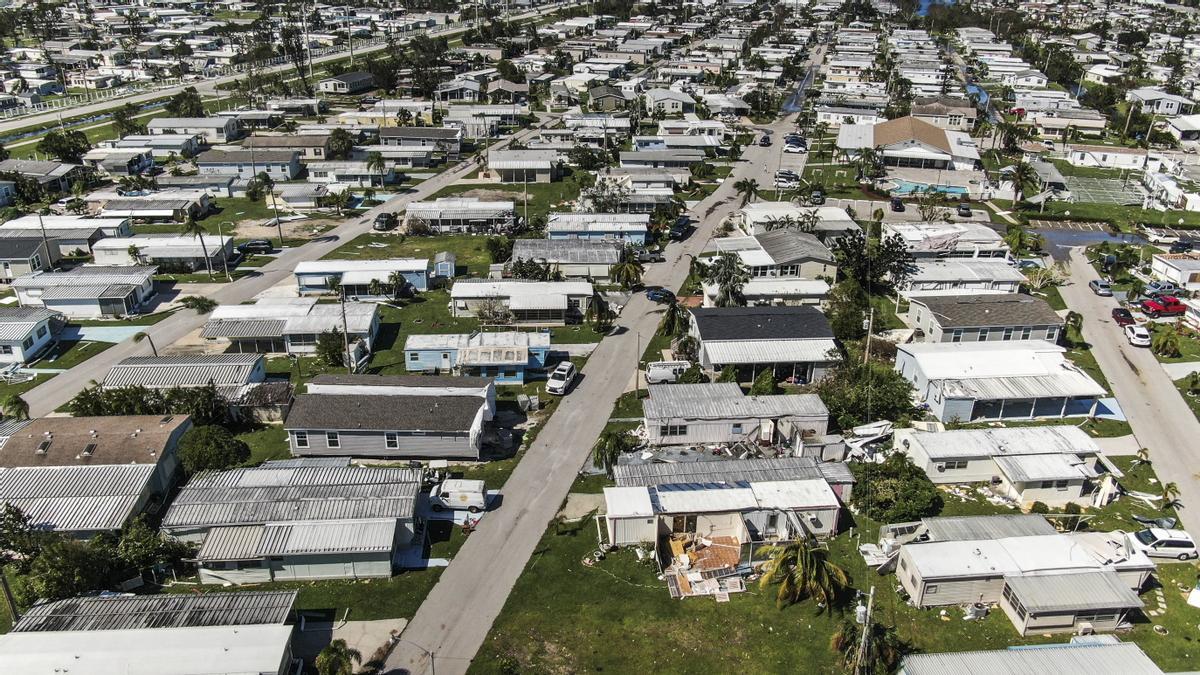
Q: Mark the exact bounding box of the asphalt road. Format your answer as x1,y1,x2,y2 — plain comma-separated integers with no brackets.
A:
385,114,805,675
19,122,546,417
0,3,576,137
1058,247,1200,537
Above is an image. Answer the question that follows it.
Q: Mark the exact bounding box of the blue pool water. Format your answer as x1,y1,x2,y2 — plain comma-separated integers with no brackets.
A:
890,179,969,196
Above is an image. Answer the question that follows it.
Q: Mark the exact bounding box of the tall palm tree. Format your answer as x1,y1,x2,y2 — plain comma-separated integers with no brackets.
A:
1152,323,1183,358
387,270,406,298
830,617,908,674
658,300,688,337
704,252,749,307
757,538,849,611
133,332,158,357
686,253,709,282
365,151,387,188
179,215,213,278
609,257,645,290
592,428,635,478
1008,160,1037,205
733,178,760,206
315,639,361,675
1,394,29,420
1162,481,1182,510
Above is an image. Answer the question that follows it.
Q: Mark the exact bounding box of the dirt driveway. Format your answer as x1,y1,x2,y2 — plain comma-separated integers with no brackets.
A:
236,217,341,241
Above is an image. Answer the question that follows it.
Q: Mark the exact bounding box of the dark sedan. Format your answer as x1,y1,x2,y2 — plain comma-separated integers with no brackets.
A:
1111,307,1135,326
646,287,676,303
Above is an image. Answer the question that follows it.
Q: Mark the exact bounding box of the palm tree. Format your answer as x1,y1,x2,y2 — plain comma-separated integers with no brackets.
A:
1162,481,1182,510
830,617,908,674
592,428,636,478
1008,160,1037,205
1004,224,1029,254
387,270,406,298
365,151,387,188
179,215,213,278
1133,447,1152,468
315,639,361,675
733,178,760,206
179,296,217,313
1,394,29,420
658,300,688,337
756,538,849,611
1152,323,1183,358
686,253,709,282
609,257,645,290
133,332,158,357
854,146,883,181
704,252,749,307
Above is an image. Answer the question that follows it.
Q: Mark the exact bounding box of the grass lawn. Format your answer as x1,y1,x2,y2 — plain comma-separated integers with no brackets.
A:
426,179,583,224
1063,322,1112,393
234,423,291,465
1173,377,1200,424
0,372,53,404
325,233,494,277
869,294,906,330
31,339,113,370
71,310,177,326
1148,322,1200,364
1014,199,1200,232
1047,158,1127,179
474,468,1200,674
197,197,283,225
1036,285,1067,311
957,416,1133,439
610,390,646,420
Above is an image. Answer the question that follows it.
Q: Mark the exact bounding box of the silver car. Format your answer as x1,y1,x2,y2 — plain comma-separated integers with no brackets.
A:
1089,279,1113,296
546,362,576,395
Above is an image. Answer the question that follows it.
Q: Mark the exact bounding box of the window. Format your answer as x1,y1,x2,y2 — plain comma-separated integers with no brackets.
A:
1003,327,1014,341
1021,327,1032,340
659,424,687,436
35,325,46,338
21,337,33,350
326,431,340,448
30,254,41,270
294,431,309,448
926,584,939,595
1055,480,1069,490
503,368,516,378
898,558,907,572
409,353,419,361
951,329,963,343
385,432,399,449
942,460,968,470
1045,327,1057,340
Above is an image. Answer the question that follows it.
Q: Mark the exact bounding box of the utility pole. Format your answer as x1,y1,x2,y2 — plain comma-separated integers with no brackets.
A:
862,306,874,365
339,286,353,374
216,220,234,282
854,586,876,675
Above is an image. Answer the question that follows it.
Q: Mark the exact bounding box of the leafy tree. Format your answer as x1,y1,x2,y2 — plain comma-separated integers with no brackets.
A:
177,425,251,474
716,365,738,383
674,335,699,362
756,539,850,611
165,86,205,117
1152,323,1183,358
815,356,917,430
316,327,347,367
677,363,707,383
827,279,869,341
36,129,90,163
111,103,146,137
749,369,779,395
1,393,29,420
567,146,605,171
0,142,8,161
831,230,914,290
830,617,909,674
849,454,943,522
703,252,749,307
0,504,48,572
486,236,513,263
316,639,362,675
327,128,354,160
116,515,191,571
592,428,636,478
26,539,113,603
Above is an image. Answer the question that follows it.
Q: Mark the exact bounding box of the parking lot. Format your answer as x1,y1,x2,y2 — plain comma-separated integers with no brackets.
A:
1026,219,1108,231
1065,176,1144,205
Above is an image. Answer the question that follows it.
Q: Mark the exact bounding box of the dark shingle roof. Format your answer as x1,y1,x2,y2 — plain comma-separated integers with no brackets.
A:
284,393,484,431
309,374,492,388
379,127,461,140
914,293,1064,329
0,237,47,259
690,306,833,341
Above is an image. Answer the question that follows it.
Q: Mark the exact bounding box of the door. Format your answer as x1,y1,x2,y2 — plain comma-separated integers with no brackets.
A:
441,352,451,369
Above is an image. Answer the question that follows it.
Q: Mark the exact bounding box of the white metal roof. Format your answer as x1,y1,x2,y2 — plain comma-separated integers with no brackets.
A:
899,426,1100,461
603,486,654,518
749,479,838,509
702,338,840,365
294,258,429,275
898,341,1107,400
899,643,1163,675
449,279,593,299
993,453,1098,483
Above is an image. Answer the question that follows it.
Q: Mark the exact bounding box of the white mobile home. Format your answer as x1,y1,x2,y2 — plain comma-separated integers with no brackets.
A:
641,382,828,447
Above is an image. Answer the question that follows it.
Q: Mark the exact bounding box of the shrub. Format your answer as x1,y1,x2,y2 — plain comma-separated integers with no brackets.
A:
177,425,250,474
849,454,942,523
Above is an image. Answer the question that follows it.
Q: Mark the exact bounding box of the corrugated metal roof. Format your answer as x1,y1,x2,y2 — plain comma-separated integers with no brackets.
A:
614,457,853,487
1005,571,1142,613
199,519,397,560
922,515,1057,542
0,307,59,341
11,266,155,289
103,354,261,389
898,643,1162,675
643,383,828,421
900,426,1099,461
512,238,623,265
0,464,157,532
13,591,297,632
993,453,1097,483
200,319,287,339
702,338,840,365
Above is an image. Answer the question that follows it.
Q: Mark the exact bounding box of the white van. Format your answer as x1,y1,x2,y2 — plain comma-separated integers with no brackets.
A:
1128,528,1198,560
646,361,691,384
429,479,487,513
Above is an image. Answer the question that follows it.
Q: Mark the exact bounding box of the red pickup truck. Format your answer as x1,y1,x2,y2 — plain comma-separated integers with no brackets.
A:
1141,296,1187,318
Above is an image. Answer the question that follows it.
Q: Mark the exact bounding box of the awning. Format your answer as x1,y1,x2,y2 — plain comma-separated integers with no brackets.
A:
508,294,567,310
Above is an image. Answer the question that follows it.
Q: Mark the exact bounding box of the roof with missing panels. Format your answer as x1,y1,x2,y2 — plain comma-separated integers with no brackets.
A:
690,305,833,342
12,591,297,633
921,514,1059,542
613,457,854,488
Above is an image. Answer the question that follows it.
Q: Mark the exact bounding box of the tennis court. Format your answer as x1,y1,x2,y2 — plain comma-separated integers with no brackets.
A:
1065,176,1144,205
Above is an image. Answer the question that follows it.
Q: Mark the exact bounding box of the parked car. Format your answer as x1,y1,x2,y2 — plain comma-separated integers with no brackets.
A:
1169,240,1195,254
237,239,274,255
1145,280,1179,297
759,135,771,147
809,189,825,205
428,479,486,513
1141,296,1187,318
637,250,666,263
890,197,905,212
646,360,690,384
775,169,799,181
645,287,676,303
546,361,577,395
957,203,972,218
1128,528,1199,560
1088,279,1113,296
1111,307,1135,326
1124,324,1152,347
783,143,806,154
775,178,799,189
372,212,397,231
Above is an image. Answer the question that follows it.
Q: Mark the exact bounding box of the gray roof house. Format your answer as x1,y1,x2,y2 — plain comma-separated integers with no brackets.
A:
318,71,376,94
0,237,55,282
0,591,298,675
641,382,828,448
898,642,1163,675
510,238,623,280
200,297,380,364
0,307,60,364
11,265,158,319
284,375,497,460
146,117,242,143
688,306,840,383
195,149,301,180
907,293,1064,343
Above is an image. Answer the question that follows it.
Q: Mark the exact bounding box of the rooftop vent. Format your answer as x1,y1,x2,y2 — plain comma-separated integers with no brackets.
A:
35,440,51,455
82,443,96,457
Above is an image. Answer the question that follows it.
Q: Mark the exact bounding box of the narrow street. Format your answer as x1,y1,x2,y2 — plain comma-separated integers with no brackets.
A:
1059,247,1200,536
386,113,804,674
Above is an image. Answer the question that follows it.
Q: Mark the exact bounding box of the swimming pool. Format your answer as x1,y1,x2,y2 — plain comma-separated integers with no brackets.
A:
889,179,969,196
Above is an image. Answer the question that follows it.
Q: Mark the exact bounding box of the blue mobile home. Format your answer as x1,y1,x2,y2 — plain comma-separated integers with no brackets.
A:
404,331,552,384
